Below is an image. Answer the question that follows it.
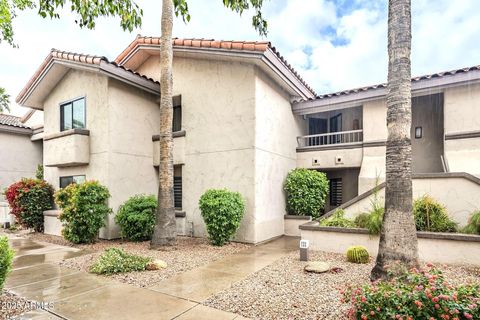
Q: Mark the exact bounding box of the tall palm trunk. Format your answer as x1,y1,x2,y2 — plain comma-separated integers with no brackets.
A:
151,0,177,248
371,0,418,280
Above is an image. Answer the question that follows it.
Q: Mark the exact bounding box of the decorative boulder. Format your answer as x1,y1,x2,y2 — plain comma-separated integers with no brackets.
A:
145,260,168,271
304,261,330,273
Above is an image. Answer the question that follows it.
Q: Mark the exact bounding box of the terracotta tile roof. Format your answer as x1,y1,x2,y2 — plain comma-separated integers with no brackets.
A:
0,113,30,129
17,49,160,104
115,36,316,96
297,65,480,103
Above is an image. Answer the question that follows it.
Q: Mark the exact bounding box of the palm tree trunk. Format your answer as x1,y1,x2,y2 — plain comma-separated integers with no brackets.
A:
371,0,418,280
151,0,177,248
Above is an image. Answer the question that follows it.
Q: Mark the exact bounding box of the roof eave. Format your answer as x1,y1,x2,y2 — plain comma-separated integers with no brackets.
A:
293,68,480,115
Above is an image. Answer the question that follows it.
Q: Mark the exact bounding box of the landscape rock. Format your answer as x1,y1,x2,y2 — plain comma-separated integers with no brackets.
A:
304,261,330,273
146,259,168,271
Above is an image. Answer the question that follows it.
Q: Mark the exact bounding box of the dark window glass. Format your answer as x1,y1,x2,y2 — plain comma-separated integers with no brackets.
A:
173,105,182,132
59,175,86,189
329,178,343,207
174,172,182,209
61,98,85,131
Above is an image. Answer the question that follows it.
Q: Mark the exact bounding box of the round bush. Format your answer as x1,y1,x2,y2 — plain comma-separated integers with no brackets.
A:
413,195,457,232
4,178,54,232
55,181,111,244
199,189,245,246
0,236,14,290
115,194,157,241
284,168,329,219
346,245,369,264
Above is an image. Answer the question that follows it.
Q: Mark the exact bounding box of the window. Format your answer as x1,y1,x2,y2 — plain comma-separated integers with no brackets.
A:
329,178,343,207
415,126,422,139
60,98,85,131
174,166,182,209
59,175,86,189
172,95,182,132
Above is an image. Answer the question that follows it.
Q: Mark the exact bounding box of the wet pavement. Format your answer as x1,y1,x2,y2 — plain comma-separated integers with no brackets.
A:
4,234,298,320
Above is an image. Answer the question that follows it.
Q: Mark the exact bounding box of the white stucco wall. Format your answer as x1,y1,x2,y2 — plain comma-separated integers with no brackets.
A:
0,132,42,198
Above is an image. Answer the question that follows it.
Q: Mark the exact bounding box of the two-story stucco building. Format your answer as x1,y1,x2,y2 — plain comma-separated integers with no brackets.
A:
14,36,480,242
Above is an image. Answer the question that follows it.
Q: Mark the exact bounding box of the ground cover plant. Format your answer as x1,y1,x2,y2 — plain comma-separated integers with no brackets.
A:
90,248,153,275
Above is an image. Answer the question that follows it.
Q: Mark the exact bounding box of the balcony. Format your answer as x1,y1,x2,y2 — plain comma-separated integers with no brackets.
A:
44,129,90,167
297,130,364,169
152,130,186,166
297,129,363,149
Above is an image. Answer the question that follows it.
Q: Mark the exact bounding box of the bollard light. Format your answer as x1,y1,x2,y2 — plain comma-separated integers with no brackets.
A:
300,239,309,261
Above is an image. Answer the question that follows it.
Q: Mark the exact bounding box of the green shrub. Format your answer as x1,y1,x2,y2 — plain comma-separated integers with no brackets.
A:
346,246,369,264
284,168,329,219
4,178,54,232
55,181,111,244
354,206,384,235
461,211,480,235
35,164,44,180
413,195,457,232
320,209,356,228
0,236,14,290
199,189,245,246
90,248,152,275
342,263,480,319
115,194,157,241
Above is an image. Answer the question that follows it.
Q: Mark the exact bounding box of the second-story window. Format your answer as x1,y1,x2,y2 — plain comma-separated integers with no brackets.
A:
172,95,182,132
60,97,85,131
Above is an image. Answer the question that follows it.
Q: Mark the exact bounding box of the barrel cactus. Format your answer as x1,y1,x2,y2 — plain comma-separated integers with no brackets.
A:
346,245,369,264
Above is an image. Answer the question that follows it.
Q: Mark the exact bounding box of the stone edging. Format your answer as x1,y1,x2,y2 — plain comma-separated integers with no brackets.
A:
284,215,312,220
299,222,480,242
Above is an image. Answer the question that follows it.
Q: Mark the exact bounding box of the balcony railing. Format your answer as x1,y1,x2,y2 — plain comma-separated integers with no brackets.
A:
297,130,363,148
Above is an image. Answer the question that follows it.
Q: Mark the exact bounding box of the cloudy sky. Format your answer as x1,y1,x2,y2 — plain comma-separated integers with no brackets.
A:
1,0,479,116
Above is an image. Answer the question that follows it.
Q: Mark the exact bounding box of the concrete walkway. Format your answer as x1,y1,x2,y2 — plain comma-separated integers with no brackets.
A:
5,235,298,320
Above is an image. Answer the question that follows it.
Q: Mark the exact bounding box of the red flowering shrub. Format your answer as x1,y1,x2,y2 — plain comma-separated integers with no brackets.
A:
342,263,480,320
4,178,54,232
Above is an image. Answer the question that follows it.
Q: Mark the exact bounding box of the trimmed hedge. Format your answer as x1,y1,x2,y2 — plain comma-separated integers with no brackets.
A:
0,236,14,290
55,181,111,244
4,178,54,231
115,194,157,241
284,168,329,219
199,189,245,246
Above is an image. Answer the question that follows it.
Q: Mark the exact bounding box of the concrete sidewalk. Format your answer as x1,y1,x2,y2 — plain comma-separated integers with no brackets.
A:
5,235,297,320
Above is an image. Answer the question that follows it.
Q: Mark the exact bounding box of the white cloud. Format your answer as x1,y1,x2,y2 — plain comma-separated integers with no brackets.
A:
1,0,479,115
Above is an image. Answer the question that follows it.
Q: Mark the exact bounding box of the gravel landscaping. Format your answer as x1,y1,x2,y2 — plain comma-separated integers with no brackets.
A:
204,250,480,320
26,233,250,288
0,290,35,319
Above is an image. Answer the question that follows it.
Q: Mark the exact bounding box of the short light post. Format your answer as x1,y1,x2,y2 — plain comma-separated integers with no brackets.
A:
300,239,309,261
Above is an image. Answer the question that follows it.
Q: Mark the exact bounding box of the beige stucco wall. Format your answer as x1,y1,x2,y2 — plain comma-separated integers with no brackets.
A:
444,83,480,176
297,147,363,169
284,217,311,237
342,176,480,226
254,69,302,243
153,136,185,166
139,56,258,242
301,228,480,265
43,70,110,192
44,133,89,167
0,132,42,198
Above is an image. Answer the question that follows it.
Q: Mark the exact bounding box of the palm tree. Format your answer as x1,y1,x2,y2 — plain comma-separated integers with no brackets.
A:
371,0,419,280
150,0,177,248
0,87,10,112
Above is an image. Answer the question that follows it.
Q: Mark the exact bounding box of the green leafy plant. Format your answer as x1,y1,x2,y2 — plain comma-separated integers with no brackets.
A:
320,209,356,228
90,248,152,275
55,181,111,244
413,195,457,233
346,246,369,264
461,211,480,235
355,207,384,235
284,168,329,219
4,178,54,231
342,263,480,319
35,164,44,180
199,189,245,246
115,194,157,241
0,236,14,290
